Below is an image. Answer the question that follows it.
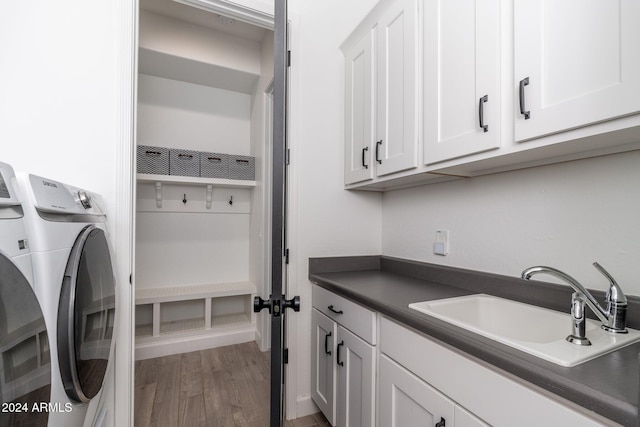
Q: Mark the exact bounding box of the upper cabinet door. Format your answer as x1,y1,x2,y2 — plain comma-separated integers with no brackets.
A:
424,0,501,165
344,28,376,185
376,0,419,176
514,0,640,142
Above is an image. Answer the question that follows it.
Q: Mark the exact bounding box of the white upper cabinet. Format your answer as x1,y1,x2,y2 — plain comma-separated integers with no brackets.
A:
343,0,419,185
376,0,419,176
344,29,376,185
514,0,640,141
423,0,501,164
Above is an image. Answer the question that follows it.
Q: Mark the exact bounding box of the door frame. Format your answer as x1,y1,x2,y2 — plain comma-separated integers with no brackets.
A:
116,1,278,426
260,80,274,353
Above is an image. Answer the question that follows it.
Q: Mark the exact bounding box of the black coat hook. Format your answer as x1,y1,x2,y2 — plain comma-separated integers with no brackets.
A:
183,193,187,204
229,195,233,205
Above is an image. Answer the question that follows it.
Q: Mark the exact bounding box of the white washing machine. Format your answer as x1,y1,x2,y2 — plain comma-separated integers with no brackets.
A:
0,161,52,427
16,173,116,427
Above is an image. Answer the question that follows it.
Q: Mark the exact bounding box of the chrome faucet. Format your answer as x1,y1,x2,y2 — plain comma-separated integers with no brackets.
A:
521,262,628,334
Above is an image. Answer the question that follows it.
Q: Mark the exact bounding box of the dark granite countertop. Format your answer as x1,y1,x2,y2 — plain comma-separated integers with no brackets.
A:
309,256,640,427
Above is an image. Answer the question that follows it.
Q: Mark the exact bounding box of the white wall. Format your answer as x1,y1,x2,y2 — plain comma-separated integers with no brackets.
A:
383,150,640,295
287,0,383,418
0,1,134,427
0,2,118,196
137,74,251,154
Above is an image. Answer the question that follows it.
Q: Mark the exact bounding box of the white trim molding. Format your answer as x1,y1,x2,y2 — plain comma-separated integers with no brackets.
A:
173,0,274,29
115,0,138,426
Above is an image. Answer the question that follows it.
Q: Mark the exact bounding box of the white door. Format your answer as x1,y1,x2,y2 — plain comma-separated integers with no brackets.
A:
311,309,337,425
423,0,501,164
378,355,454,427
514,0,640,142
376,0,419,176
336,326,375,427
344,29,375,185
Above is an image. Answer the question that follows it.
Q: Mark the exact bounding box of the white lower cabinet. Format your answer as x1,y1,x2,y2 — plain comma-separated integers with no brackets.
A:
379,354,453,427
336,325,376,427
380,317,611,426
311,308,337,425
312,288,614,426
311,286,376,427
379,354,487,427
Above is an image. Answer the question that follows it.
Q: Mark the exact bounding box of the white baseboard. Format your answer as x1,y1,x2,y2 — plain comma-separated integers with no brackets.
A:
292,394,319,419
135,328,255,360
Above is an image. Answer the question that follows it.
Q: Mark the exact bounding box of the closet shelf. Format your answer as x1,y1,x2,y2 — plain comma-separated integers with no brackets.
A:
137,173,256,188
135,281,256,304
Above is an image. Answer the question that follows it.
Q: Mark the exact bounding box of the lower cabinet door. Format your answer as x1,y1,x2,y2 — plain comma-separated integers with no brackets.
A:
455,406,490,427
336,325,375,427
311,309,337,425
379,354,454,427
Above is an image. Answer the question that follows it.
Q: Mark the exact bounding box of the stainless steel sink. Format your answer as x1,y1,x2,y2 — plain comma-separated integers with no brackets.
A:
409,294,640,367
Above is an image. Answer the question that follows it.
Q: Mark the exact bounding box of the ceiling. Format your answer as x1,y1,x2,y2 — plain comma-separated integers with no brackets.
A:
139,0,268,42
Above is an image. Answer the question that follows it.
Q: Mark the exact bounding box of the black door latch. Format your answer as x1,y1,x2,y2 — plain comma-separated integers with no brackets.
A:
254,295,300,317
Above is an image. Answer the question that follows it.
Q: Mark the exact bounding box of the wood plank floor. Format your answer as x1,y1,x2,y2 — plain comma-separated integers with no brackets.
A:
135,342,331,427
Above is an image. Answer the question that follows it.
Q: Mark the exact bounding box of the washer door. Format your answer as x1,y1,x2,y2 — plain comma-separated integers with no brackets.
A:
58,226,115,403
0,253,51,427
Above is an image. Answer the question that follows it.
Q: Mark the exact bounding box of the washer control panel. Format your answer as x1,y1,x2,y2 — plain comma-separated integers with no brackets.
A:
28,174,104,216
0,161,21,207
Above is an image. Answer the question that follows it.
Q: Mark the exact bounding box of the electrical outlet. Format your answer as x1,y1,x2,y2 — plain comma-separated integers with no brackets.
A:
433,230,449,256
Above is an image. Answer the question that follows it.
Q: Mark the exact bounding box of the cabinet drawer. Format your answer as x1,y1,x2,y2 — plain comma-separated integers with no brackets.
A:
312,285,376,345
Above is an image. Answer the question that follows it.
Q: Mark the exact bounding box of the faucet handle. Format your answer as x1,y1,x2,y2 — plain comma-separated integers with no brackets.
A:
593,262,627,304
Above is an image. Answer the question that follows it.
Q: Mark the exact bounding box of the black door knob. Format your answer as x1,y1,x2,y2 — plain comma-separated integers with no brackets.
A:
283,296,301,312
253,296,271,313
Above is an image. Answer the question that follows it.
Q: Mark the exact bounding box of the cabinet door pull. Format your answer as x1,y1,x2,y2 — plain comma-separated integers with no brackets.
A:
435,417,446,427
336,340,344,366
324,331,332,355
362,146,369,169
375,140,382,164
519,77,530,119
479,94,489,132
328,305,343,315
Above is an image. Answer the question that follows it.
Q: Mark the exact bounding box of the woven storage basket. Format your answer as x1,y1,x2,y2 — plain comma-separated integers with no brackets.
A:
137,145,169,175
229,155,255,180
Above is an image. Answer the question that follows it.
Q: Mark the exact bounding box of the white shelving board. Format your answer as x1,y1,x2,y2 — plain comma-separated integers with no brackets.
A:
137,173,256,188
136,174,255,212
135,281,256,304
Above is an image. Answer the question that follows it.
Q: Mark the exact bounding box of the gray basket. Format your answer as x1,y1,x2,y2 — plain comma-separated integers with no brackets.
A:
229,155,255,180
200,152,229,179
170,149,200,177
137,145,169,175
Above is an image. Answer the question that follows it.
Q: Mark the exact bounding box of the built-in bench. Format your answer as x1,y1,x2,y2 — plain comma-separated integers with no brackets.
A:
134,281,256,360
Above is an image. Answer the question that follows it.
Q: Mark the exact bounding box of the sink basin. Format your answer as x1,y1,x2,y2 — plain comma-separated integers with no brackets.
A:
408,294,640,367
